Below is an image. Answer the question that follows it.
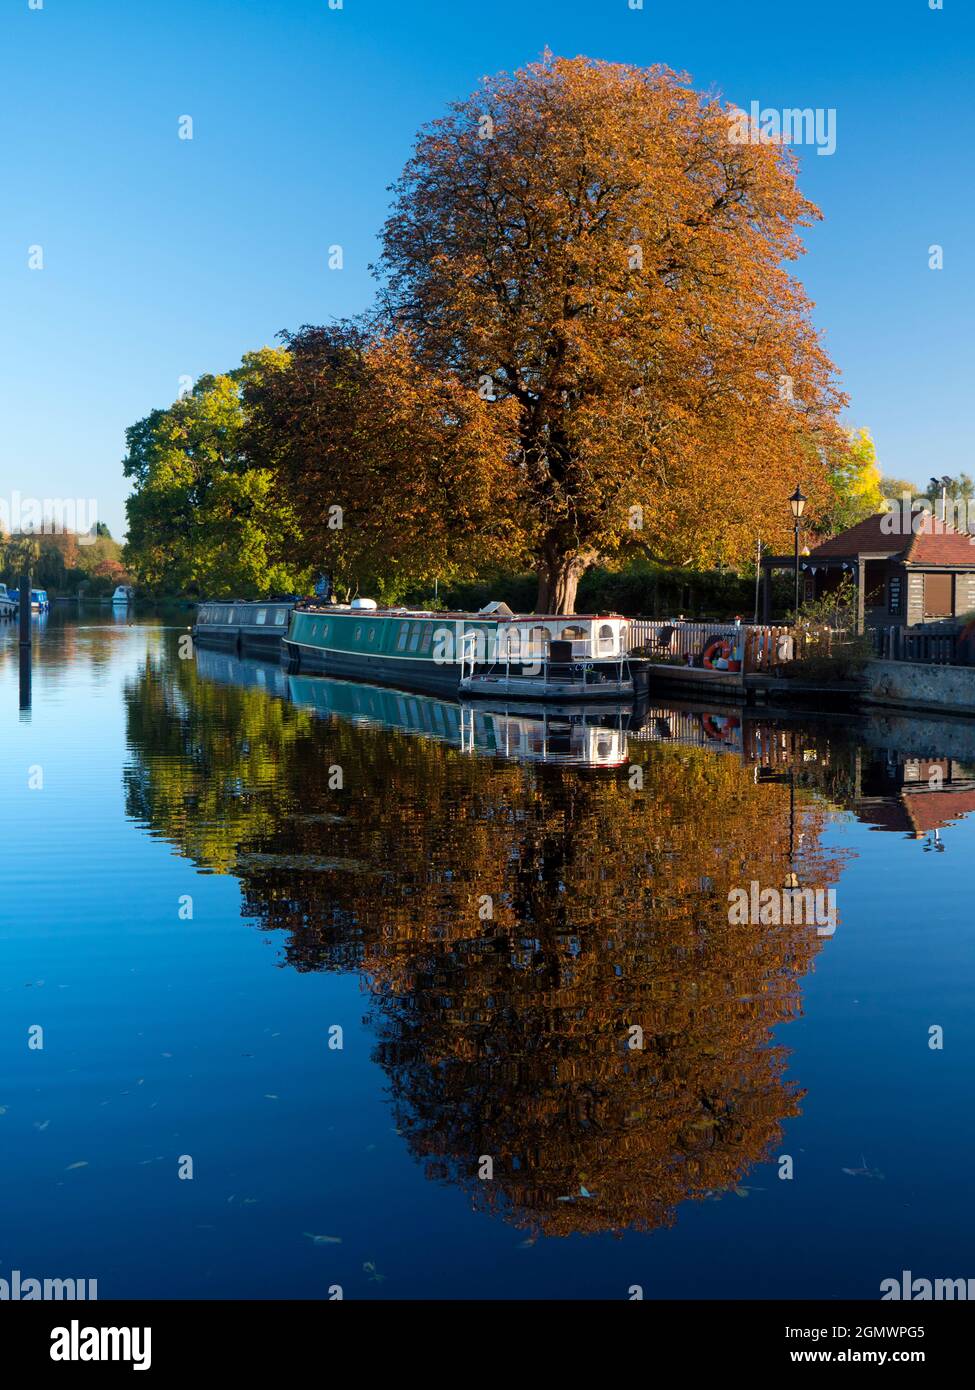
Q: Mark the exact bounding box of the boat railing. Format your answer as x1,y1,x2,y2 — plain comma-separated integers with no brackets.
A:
461,630,630,690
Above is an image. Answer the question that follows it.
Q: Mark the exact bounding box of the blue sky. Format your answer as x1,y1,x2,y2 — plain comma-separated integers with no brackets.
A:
1,0,971,540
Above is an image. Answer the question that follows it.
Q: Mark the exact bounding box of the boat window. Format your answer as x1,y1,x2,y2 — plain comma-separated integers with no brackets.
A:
311,623,319,638
529,626,550,656
397,622,410,651
354,626,362,642
561,625,587,640
408,622,424,652
367,627,376,642
256,609,267,625
275,609,287,625
598,624,615,651
419,626,433,653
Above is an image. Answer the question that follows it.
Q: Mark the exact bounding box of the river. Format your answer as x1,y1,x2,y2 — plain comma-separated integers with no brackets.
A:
1,611,972,1299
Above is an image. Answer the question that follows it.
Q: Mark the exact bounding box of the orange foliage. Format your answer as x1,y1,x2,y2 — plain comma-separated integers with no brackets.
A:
380,54,846,609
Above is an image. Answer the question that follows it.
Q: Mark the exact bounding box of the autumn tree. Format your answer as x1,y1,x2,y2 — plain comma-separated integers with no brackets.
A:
378,54,845,612
245,324,524,604
123,348,308,597
825,427,883,533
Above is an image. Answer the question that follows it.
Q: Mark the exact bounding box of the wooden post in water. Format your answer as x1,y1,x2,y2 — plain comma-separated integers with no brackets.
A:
18,570,32,710
19,571,31,645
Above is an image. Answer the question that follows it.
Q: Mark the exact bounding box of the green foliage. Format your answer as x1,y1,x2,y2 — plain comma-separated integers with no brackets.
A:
880,475,920,501
0,530,129,596
123,348,311,597
785,631,874,684
433,560,762,619
925,473,974,503
826,428,883,533
793,575,859,629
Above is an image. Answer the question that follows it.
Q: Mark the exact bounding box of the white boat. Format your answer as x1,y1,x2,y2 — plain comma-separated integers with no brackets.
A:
458,617,636,700
112,585,135,605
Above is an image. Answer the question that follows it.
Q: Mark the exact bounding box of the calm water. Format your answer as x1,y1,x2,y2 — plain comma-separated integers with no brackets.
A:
2,612,973,1300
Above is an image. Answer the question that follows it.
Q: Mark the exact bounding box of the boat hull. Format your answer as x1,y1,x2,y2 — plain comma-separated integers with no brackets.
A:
282,637,463,694
461,673,635,701
193,601,295,657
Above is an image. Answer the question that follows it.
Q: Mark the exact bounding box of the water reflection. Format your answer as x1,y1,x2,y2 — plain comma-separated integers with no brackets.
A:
197,647,631,767
117,643,861,1236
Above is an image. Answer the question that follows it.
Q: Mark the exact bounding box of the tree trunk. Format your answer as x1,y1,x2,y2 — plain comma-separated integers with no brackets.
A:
534,545,596,615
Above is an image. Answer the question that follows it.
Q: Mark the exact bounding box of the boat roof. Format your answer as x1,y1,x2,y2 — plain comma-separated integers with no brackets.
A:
294,604,626,622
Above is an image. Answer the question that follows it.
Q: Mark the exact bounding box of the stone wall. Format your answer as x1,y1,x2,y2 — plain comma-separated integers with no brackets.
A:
863,659,975,718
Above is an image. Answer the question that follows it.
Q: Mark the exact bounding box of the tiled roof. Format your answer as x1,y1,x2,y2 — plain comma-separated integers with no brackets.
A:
856,788,975,835
904,514,975,565
808,514,904,559
809,511,975,565
903,789,975,835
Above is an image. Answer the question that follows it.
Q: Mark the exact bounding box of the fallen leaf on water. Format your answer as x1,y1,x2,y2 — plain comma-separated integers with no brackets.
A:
842,1154,884,1180
34,1120,50,1131
65,1161,88,1171
304,1232,342,1245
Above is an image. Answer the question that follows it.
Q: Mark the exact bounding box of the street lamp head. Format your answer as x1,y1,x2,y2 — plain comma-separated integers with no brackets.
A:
789,485,808,520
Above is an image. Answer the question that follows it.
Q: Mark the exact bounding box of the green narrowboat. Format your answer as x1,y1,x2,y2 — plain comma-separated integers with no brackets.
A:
282,599,638,699
193,600,295,657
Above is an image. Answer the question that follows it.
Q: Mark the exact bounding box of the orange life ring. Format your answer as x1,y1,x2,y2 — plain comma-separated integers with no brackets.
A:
702,638,733,669
702,714,740,742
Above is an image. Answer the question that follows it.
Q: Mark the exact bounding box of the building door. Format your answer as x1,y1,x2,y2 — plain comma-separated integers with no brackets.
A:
923,572,953,618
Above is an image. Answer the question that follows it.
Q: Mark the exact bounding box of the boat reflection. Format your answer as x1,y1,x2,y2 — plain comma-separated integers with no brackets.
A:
194,647,632,767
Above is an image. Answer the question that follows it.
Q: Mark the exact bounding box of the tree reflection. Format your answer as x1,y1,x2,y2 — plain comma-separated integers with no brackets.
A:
124,646,847,1236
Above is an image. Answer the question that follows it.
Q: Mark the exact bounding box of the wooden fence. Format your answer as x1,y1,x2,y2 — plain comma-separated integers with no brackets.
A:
625,619,817,674
873,625,962,666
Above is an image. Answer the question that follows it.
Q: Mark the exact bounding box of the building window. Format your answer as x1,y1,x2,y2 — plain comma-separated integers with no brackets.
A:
924,573,953,618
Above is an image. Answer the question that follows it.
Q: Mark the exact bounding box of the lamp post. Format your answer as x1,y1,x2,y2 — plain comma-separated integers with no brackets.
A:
789,486,807,620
